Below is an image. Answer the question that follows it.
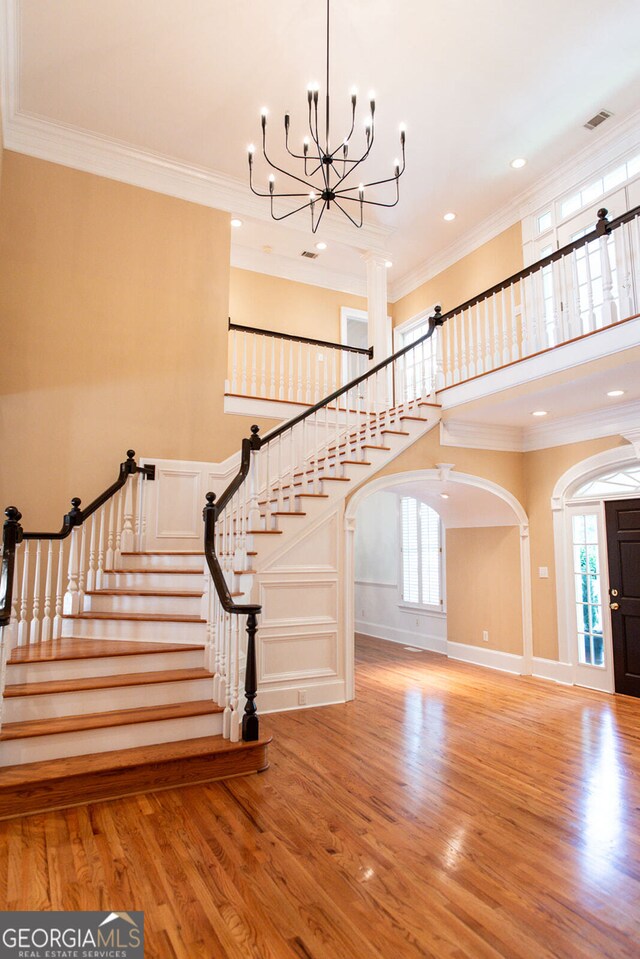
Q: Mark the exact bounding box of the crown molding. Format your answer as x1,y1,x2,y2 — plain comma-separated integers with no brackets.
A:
441,398,640,455
231,245,368,298
389,108,640,304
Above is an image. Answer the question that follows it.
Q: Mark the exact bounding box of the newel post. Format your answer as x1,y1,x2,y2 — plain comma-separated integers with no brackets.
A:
1,507,23,637
63,498,83,615
242,611,260,742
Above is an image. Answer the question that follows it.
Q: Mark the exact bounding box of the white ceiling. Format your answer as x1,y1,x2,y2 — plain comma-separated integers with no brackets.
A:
6,0,640,295
368,480,519,528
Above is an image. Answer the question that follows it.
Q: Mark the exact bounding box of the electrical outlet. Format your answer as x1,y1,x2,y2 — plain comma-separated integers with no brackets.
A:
298,690,307,706
482,630,489,643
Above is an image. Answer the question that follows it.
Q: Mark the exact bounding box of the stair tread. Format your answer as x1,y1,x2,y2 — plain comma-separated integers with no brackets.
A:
8,638,205,665
64,612,205,623
0,700,222,741
121,551,204,556
270,511,306,516
342,460,372,466
233,569,256,575
247,529,283,535
297,493,329,498
114,568,199,574
361,444,391,450
381,429,410,436
5,667,213,698
0,734,272,788
86,589,203,597
399,415,427,422
320,476,351,482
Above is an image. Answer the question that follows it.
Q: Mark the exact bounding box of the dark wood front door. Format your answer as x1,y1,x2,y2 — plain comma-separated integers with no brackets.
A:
605,498,640,697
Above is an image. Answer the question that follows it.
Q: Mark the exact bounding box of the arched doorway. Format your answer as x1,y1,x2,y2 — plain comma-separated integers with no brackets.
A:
343,467,532,699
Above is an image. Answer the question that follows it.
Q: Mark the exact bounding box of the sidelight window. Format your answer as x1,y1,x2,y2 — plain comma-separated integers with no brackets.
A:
572,514,604,667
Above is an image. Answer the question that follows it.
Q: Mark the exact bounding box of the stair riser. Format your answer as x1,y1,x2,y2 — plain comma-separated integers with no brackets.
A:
82,593,203,616
0,711,225,765
61,619,207,643
3,678,214,722
117,554,204,571
6,649,206,684
103,571,205,590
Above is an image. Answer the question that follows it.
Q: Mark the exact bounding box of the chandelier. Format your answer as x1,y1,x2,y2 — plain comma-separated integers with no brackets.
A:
247,0,406,232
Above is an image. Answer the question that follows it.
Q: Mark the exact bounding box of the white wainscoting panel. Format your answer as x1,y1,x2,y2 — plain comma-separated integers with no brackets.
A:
355,581,447,653
261,630,338,683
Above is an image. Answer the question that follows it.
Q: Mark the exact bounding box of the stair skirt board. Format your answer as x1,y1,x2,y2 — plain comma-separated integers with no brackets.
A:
0,736,271,820
0,709,226,766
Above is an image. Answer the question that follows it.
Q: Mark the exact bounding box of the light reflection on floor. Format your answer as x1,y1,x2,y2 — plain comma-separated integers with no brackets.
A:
580,708,624,885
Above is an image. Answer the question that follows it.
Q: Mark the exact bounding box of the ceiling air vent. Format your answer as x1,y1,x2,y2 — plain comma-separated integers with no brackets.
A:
584,109,612,131
301,250,319,259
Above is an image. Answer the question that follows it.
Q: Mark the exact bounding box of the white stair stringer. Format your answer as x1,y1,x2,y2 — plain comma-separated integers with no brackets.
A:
235,410,440,716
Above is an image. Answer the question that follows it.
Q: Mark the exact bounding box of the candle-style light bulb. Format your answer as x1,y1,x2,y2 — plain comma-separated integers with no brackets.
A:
303,136,310,155
247,144,255,166
261,107,268,130
394,158,400,175
368,90,376,117
399,123,406,146
284,113,290,132
358,183,365,197
350,86,358,106
268,173,275,194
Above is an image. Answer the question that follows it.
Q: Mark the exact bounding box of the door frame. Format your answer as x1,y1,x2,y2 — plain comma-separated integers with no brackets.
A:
552,444,640,692
604,496,640,696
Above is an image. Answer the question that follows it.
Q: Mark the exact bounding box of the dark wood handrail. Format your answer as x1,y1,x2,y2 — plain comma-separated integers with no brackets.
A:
229,319,374,358
437,203,640,323
0,451,152,627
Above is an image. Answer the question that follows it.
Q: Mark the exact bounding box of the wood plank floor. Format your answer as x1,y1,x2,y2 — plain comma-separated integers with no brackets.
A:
1,633,639,959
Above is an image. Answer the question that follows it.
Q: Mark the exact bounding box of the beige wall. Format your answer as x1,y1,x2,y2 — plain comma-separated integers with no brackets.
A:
447,527,523,654
0,153,280,527
230,268,366,342
392,223,524,327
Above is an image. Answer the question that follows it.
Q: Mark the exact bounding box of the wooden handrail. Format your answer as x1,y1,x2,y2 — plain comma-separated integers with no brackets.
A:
228,319,374,358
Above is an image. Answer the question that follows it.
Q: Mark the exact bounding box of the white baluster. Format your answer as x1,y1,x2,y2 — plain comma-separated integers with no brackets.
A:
287,340,294,401
459,311,468,381
105,497,115,571
501,288,510,364
41,540,54,644
63,527,81,615
483,298,492,371
260,334,267,397
229,615,241,742
492,294,501,369
510,284,520,361
114,490,124,567
443,320,453,387
297,341,303,403
306,344,311,404
250,333,258,396
30,541,42,644
53,540,64,639
600,234,617,328
77,523,87,607
231,329,238,394
583,241,597,332
121,477,135,553
452,314,460,382
467,306,476,378
96,506,106,588
86,512,97,592
18,541,30,646
240,332,247,395
475,303,484,375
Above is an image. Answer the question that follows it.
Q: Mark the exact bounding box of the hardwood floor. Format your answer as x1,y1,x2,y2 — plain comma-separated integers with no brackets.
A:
1,633,639,958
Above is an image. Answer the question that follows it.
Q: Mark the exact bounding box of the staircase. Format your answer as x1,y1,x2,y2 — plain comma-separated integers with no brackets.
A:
0,317,442,816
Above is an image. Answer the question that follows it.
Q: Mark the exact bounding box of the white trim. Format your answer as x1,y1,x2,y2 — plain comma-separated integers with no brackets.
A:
355,621,447,655
440,419,524,452
231,248,368,298
446,641,524,675
531,658,574,685
224,393,307,421
550,443,639,509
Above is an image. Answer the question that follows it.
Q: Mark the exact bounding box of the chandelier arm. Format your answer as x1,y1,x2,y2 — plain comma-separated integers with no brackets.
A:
269,197,315,222
261,143,320,193
307,102,329,191
334,169,403,195
284,129,309,162
331,127,376,190
333,198,364,228
311,199,329,234
339,190,400,209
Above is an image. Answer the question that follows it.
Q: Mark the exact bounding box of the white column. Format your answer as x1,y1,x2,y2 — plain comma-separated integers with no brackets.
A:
363,252,392,363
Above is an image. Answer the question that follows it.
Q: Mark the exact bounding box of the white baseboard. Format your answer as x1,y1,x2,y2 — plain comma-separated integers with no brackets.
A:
446,641,525,675
258,679,347,714
532,657,574,685
356,620,447,655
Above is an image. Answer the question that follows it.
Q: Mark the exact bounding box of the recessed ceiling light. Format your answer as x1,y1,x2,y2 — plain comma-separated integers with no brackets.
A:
510,157,527,169
607,389,625,397
230,217,243,228
315,241,327,251
443,212,456,222
532,410,548,417
440,493,449,499
385,260,393,269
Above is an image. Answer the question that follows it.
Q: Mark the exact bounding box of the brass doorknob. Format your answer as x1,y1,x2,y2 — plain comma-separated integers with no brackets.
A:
610,602,620,610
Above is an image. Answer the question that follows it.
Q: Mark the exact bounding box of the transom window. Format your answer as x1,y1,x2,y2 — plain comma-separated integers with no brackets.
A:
575,467,640,499
400,497,441,607
572,514,604,668
560,152,640,221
